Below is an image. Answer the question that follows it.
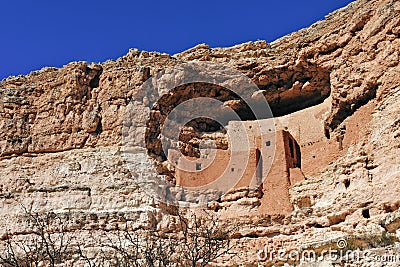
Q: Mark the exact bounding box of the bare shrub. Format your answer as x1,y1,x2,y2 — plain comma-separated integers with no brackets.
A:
0,207,74,267
0,207,237,267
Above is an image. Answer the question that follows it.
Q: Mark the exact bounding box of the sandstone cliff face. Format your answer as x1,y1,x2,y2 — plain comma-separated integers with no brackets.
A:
1,0,400,265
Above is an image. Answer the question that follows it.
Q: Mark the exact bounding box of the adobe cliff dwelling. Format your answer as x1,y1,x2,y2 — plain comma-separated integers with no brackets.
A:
1,0,400,265
169,119,305,215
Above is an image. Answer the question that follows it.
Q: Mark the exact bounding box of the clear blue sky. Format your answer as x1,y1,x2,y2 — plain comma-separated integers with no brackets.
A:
0,0,354,80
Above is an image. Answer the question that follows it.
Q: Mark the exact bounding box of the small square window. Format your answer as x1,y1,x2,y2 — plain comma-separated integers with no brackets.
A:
196,163,202,170
266,141,271,146
231,168,235,172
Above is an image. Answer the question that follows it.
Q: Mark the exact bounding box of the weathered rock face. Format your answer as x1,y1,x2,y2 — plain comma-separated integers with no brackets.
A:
1,0,398,163
1,0,400,265
0,147,160,233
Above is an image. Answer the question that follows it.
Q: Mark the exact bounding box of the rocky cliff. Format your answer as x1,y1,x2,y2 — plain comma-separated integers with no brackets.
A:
1,0,400,265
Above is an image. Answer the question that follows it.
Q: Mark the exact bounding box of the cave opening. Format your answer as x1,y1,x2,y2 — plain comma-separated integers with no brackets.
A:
258,63,331,117
344,179,351,189
173,117,227,159
146,82,262,167
146,62,332,177
362,208,370,219
86,66,102,89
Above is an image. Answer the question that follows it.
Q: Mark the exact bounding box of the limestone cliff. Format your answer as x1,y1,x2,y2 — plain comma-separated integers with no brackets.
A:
1,0,400,265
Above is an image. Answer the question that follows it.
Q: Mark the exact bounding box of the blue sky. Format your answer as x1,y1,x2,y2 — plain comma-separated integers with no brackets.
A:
0,0,354,80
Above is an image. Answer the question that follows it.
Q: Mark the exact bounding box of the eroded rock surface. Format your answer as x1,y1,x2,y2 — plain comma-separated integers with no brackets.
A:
1,0,400,265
